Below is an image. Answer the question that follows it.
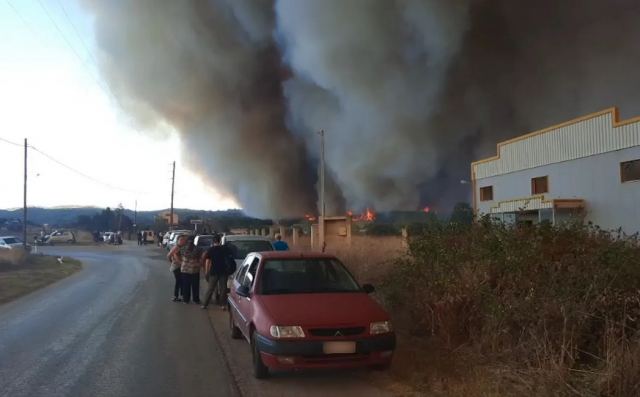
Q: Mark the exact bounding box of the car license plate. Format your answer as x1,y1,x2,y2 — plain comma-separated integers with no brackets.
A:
323,341,356,354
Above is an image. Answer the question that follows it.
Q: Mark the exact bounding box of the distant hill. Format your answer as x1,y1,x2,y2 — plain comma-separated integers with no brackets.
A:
0,207,259,228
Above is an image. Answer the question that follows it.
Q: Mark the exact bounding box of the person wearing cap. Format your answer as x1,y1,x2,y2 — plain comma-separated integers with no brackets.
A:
273,233,289,251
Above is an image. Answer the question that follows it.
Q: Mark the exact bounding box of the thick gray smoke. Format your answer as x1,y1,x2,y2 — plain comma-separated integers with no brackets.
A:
85,0,640,216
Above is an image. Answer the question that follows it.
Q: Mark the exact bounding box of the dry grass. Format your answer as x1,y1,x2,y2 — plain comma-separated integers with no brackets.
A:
324,235,405,285
0,248,28,266
0,255,82,304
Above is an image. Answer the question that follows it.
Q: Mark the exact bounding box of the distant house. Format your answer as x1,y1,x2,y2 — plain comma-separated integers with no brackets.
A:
471,107,640,235
159,211,179,226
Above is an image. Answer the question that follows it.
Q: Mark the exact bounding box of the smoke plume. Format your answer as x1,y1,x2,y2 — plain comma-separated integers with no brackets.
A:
85,0,640,216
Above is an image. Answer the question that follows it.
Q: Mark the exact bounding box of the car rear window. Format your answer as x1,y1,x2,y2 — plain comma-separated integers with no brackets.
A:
4,238,19,244
196,237,213,247
225,240,273,259
259,258,361,295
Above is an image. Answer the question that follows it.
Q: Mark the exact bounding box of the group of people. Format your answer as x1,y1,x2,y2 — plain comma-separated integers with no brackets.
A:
166,233,236,309
137,231,149,246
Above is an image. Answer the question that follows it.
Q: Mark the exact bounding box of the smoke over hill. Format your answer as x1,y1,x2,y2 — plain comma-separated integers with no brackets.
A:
85,0,640,217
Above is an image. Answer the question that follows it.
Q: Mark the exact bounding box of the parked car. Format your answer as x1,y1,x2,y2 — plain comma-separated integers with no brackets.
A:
45,230,76,245
140,230,156,245
228,251,395,378
102,232,115,242
221,234,274,270
0,235,31,252
167,230,191,251
162,232,171,248
194,234,214,248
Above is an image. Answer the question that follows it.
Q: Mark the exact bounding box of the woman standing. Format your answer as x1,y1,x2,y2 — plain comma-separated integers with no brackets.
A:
180,236,202,304
167,235,186,302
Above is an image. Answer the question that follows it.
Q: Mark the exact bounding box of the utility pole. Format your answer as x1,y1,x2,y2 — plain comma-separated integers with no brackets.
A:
170,161,175,231
317,130,326,252
23,138,27,249
319,130,325,218
134,200,137,230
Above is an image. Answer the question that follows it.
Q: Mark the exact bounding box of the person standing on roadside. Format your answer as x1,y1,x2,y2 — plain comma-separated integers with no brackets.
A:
167,234,187,302
180,236,202,305
137,231,142,246
201,234,234,310
273,233,289,251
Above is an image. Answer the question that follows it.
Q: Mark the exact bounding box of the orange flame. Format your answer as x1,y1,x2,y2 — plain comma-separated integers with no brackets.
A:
423,206,431,213
348,208,376,221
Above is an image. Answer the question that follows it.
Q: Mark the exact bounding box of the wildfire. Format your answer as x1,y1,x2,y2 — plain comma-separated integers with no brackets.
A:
347,208,376,221
304,214,316,222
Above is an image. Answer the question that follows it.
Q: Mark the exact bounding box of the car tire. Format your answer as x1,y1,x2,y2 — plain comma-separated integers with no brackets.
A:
251,332,269,379
229,307,242,340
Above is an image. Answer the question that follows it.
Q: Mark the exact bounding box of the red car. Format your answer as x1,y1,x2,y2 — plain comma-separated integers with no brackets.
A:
227,251,395,378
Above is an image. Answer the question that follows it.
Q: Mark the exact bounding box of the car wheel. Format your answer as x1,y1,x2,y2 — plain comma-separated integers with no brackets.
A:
251,332,269,379
229,307,242,339
67,240,74,244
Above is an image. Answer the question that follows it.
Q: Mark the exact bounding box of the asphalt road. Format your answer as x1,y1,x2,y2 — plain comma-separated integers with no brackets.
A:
0,243,401,397
0,243,237,397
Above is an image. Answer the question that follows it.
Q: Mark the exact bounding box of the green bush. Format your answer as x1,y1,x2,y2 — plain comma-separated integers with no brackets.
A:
365,223,402,236
382,219,640,395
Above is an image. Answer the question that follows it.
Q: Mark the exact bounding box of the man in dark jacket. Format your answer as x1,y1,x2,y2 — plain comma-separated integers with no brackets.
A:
201,234,233,310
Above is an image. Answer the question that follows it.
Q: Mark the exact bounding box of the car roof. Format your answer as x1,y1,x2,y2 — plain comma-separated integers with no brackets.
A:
223,235,272,242
0,235,18,239
256,251,338,260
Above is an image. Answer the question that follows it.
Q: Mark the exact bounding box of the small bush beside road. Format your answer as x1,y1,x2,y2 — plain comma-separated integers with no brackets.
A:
0,254,82,304
0,248,28,266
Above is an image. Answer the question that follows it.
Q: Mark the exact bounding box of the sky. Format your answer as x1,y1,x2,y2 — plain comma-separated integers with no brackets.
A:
0,0,238,211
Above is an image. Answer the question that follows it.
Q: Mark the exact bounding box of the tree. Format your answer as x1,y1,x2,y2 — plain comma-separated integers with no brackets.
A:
449,202,474,225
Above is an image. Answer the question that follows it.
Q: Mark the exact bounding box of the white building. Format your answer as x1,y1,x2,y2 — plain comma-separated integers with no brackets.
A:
471,107,640,235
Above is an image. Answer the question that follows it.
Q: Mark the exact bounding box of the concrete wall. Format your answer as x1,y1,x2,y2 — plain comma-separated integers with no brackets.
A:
475,146,640,234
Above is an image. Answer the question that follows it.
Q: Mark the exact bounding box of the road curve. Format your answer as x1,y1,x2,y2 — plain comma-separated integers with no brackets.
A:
0,243,237,397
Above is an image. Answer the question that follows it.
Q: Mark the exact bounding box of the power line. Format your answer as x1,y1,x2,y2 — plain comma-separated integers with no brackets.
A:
54,0,99,66
0,136,22,147
28,144,150,196
4,0,42,40
3,136,147,195
34,0,112,95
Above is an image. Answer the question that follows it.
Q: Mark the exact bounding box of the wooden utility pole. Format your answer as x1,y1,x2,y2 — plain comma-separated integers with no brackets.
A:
23,138,27,249
318,130,326,252
169,161,175,231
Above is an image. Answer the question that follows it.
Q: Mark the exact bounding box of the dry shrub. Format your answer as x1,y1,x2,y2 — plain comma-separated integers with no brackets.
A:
325,235,405,285
0,248,28,266
381,219,640,395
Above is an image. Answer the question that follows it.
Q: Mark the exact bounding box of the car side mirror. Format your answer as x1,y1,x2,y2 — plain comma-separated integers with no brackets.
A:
236,285,250,298
362,284,375,294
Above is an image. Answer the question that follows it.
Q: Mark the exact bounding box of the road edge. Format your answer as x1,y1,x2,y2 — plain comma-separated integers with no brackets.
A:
206,307,244,397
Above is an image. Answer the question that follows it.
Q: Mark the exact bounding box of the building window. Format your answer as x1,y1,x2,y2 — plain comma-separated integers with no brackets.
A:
531,176,549,194
480,186,493,201
621,159,640,183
